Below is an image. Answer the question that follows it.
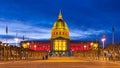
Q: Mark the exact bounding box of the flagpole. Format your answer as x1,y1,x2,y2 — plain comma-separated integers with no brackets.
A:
112,26,114,45
4,25,8,61
15,32,18,46
6,25,8,46
112,26,116,53
6,25,8,61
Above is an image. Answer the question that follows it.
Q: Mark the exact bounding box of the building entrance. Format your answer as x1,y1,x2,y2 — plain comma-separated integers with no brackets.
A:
51,40,69,56
51,51,69,56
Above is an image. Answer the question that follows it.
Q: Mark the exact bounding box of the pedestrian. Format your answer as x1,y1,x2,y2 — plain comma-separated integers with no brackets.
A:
42,56,44,60
45,55,48,60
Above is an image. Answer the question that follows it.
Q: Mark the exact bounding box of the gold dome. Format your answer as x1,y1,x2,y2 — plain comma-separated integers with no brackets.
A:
52,19,69,30
51,11,70,39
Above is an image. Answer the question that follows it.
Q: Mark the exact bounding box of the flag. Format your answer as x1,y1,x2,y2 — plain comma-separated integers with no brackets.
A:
6,25,8,34
23,35,24,40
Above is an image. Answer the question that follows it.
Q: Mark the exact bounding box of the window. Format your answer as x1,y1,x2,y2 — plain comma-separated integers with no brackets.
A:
56,32,58,35
59,32,61,35
53,40,67,51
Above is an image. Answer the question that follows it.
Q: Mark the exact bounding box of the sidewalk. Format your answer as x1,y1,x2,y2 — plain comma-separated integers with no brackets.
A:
94,57,120,65
0,60,32,64
78,57,120,65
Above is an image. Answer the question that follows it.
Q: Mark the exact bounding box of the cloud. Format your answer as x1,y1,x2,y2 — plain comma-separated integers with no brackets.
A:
0,17,115,44
70,29,107,39
0,18,51,43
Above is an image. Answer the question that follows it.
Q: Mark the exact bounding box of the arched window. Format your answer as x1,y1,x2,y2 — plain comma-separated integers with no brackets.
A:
56,32,58,35
59,32,61,35
65,32,67,35
66,32,68,35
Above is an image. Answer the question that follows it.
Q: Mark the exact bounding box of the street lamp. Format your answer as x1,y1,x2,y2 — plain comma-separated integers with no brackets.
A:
84,45,87,50
90,42,93,46
27,42,30,46
101,38,106,49
34,45,37,50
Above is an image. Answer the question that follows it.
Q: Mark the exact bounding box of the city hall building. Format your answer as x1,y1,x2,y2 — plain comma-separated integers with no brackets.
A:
21,11,99,56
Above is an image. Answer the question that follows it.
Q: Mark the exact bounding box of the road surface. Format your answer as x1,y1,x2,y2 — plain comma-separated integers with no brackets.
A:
0,57,120,68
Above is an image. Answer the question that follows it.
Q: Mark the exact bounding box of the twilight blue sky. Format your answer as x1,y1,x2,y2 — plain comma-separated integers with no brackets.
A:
0,0,120,45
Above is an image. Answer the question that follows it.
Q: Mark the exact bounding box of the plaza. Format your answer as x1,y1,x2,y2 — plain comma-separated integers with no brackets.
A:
0,57,120,68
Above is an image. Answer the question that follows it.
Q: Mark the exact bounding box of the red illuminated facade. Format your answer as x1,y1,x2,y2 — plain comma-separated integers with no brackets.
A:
21,41,98,51
21,41,50,51
70,41,93,51
28,41,50,51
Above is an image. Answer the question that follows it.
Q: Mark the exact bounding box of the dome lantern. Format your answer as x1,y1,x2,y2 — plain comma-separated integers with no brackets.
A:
58,10,63,20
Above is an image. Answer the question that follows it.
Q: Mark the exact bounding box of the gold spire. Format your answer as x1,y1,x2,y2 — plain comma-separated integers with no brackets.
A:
58,10,62,20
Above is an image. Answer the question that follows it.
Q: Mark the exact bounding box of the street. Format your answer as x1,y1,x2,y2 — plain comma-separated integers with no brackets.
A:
0,57,120,68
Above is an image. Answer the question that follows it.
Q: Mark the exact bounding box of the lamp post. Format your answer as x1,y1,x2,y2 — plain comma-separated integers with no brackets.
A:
84,45,87,57
14,38,19,60
101,38,106,49
101,38,106,60
33,45,37,58
25,42,29,59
